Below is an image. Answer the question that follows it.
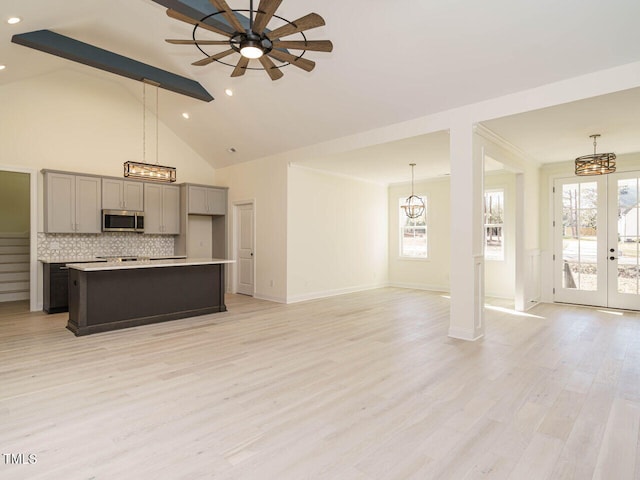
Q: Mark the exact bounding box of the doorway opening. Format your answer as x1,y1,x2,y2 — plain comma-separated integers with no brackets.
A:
0,167,37,311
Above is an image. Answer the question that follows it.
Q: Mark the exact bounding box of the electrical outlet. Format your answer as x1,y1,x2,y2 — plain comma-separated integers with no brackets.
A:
269,280,274,287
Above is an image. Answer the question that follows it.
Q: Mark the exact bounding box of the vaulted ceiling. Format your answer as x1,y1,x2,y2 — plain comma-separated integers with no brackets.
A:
2,0,640,180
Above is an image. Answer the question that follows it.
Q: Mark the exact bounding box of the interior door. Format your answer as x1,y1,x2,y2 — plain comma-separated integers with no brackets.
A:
236,203,254,296
554,173,640,310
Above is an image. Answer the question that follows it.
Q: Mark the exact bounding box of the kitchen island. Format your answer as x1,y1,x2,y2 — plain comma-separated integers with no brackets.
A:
66,258,234,336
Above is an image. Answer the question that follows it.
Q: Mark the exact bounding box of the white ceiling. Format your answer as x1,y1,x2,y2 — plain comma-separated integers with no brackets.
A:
2,0,640,177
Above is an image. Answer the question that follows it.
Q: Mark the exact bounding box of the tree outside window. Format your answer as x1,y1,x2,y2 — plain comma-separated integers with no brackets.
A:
484,189,504,261
399,196,427,258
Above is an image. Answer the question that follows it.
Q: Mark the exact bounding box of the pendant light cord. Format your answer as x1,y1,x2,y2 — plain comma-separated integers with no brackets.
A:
142,81,146,164
156,85,159,165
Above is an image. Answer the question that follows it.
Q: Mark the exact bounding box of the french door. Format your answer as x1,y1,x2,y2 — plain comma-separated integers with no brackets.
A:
554,172,640,310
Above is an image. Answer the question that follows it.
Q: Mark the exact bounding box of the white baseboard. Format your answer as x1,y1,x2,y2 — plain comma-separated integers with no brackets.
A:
387,282,449,294
448,326,484,341
253,293,287,304
286,283,387,304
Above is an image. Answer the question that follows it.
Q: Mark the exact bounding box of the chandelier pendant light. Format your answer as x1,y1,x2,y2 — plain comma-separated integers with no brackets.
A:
575,134,616,176
402,163,425,219
124,79,176,183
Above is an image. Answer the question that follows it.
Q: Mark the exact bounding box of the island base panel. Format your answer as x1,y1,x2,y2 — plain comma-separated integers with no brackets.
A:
68,264,226,336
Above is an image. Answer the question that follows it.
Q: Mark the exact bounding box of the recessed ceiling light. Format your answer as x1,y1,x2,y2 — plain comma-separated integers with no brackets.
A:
0,65,6,71
228,147,237,153
182,112,190,119
225,89,233,97
7,17,21,25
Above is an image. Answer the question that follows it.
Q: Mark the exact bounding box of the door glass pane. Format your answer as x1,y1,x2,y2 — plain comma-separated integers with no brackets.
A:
562,182,598,290
617,178,640,294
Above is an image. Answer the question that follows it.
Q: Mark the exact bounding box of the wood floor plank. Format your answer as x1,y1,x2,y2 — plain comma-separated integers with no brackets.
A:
1,291,640,479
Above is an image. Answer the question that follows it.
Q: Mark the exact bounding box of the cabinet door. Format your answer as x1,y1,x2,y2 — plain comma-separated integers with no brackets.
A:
188,186,208,214
123,181,144,211
162,185,180,234
102,179,123,210
144,183,163,234
75,176,102,233
207,188,227,215
45,173,76,233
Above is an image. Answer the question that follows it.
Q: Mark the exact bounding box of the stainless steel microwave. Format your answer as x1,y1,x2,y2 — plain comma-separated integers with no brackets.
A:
102,210,144,233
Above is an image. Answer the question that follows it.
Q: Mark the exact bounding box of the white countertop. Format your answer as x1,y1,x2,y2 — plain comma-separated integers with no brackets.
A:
66,257,234,271
38,255,186,264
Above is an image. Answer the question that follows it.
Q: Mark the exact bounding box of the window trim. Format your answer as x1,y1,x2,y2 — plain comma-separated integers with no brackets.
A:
484,187,505,262
398,193,428,260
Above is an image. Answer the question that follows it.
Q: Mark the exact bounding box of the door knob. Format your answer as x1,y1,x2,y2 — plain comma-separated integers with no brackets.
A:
610,256,616,260
610,248,615,253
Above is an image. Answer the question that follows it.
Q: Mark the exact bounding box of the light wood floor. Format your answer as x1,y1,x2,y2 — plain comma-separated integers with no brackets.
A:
1,289,640,479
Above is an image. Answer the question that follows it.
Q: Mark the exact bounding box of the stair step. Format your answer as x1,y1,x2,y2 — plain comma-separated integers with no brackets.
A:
0,291,29,302
0,281,29,293
0,263,29,273
0,234,29,245
0,272,29,282
0,245,30,254
0,254,29,263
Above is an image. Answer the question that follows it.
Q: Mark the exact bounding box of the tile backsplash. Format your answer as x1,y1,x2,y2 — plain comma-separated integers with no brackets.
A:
38,233,174,259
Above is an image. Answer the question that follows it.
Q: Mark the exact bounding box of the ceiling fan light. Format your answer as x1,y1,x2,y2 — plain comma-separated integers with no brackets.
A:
240,44,264,59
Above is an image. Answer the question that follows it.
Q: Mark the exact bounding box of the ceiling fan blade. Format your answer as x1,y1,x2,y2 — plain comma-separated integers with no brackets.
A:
252,0,282,34
209,0,246,33
266,13,325,40
231,56,250,77
258,55,284,80
165,39,230,45
271,40,333,52
167,9,232,37
191,49,236,66
268,49,315,72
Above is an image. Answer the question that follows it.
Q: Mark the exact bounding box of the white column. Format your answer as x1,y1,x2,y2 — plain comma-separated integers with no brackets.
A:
448,120,485,340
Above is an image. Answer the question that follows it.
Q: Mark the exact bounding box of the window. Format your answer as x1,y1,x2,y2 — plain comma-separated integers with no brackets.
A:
399,196,427,258
484,189,504,260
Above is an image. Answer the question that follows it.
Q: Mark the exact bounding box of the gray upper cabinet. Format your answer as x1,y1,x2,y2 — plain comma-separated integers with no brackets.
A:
188,185,226,215
144,184,180,234
44,172,101,233
102,179,144,211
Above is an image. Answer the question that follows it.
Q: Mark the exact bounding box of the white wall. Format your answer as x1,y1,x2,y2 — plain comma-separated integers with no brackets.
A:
287,166,388,302
213,156,289,303
388,177,451,291
0,70,214,182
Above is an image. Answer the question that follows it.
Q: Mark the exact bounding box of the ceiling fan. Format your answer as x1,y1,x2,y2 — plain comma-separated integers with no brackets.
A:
164,0,333,81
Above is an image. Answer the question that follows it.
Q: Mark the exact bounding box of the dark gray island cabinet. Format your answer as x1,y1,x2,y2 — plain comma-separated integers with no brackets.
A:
66,258,234,336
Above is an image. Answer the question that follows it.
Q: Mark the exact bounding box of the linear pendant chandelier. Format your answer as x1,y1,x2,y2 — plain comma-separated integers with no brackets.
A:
124,79,176,182
574,134,616,176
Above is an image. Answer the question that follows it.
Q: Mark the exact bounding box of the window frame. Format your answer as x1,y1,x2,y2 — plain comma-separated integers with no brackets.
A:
484,187,505,262
398,194,428,260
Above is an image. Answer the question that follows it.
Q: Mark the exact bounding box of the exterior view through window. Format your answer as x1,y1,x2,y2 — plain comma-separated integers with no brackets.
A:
484,189,504,260
399,196,427,258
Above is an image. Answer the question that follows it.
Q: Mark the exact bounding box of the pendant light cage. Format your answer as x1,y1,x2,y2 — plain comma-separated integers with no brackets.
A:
575,134,616,176
124,79,177,183
402,163,425,219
